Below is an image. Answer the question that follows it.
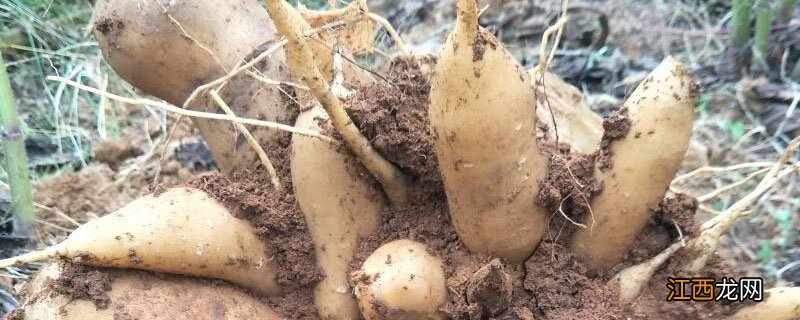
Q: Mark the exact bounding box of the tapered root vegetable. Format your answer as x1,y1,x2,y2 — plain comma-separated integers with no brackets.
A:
352,239,447,320
17,263,282,320
571,56,698,271
609,242,682,304
429,0,547,261
530,69,604,154
291,105,384,319
92,0,291,174
264,0,410,206
726,287,800,320
0,188,279,296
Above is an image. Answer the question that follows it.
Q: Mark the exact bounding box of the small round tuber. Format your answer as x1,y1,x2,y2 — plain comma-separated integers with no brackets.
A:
352,239,447,320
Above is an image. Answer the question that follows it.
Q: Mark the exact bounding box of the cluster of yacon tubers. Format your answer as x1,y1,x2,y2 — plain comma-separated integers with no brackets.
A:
4,0,798,319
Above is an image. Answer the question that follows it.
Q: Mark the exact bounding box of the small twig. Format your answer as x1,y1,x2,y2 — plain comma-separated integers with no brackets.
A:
152,115,185,186
671,162,774,184
557,194,589,229
696,167,770,202
682,136,800,272
365,12,409,56
46,76,332,142
245,70,308,90
208,91,282,192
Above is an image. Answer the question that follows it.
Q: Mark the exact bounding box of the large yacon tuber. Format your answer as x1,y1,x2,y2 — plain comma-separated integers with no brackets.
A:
571,56,698,271
0,188,279,296
429,0,548,262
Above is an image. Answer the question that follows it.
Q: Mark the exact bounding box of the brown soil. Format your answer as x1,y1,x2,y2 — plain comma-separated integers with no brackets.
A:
536,142,603,242
188,127,322,319
33,127,203,231
597,108,631,170
47,261,113,309
2,309,23,320
345,54,442,195
92,131,145,170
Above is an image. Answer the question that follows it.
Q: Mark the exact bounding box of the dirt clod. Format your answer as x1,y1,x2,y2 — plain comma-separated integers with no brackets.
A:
346,55,441,196
466,259,514,318
597,108,631,170
48,261,113,309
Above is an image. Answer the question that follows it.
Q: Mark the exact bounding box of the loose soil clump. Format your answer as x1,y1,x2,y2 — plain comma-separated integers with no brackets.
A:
47,261,113,309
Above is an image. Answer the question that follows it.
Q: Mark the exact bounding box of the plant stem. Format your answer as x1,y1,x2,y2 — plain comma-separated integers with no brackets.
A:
731,0,754,46
0,49,34,231
753,2,774,65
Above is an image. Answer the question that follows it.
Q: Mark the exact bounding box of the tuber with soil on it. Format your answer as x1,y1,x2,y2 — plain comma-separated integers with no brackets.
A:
291,105,384,320
92,0,292,175
16,263,282,320
570,56,698,271
429,0,548,262
352,239,448,320
8,0,799,319
725,287,800,320
0,188,279,297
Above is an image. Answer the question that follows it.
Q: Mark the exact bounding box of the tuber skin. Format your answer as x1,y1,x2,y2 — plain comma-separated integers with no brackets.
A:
530,69,604,155
571,56,697,271
428,0,548,262
352,239,448,320
0,188,279,296
291,105,384,320
18,263,282,320
725,287,800,320
92,0,292,175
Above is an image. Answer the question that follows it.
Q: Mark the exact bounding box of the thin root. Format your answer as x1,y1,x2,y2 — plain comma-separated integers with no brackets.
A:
46,76,333,142
208,91,282,192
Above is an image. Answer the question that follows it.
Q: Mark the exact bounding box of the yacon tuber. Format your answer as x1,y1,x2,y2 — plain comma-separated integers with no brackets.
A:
571,56,698,271
352,239,448,320
0,188,279,296
291,105,384,319
18,263,282,320
429,0,548,262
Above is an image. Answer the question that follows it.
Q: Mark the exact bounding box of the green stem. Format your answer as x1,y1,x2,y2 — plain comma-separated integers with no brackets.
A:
780,0,797,23
0,49,34,230
753,3,774,65
731,0,754,46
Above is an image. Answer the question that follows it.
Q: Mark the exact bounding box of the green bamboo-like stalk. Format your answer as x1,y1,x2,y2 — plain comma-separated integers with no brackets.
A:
0,49,34,229
780,0,797,23
752,3,774,64
731,0,754,46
